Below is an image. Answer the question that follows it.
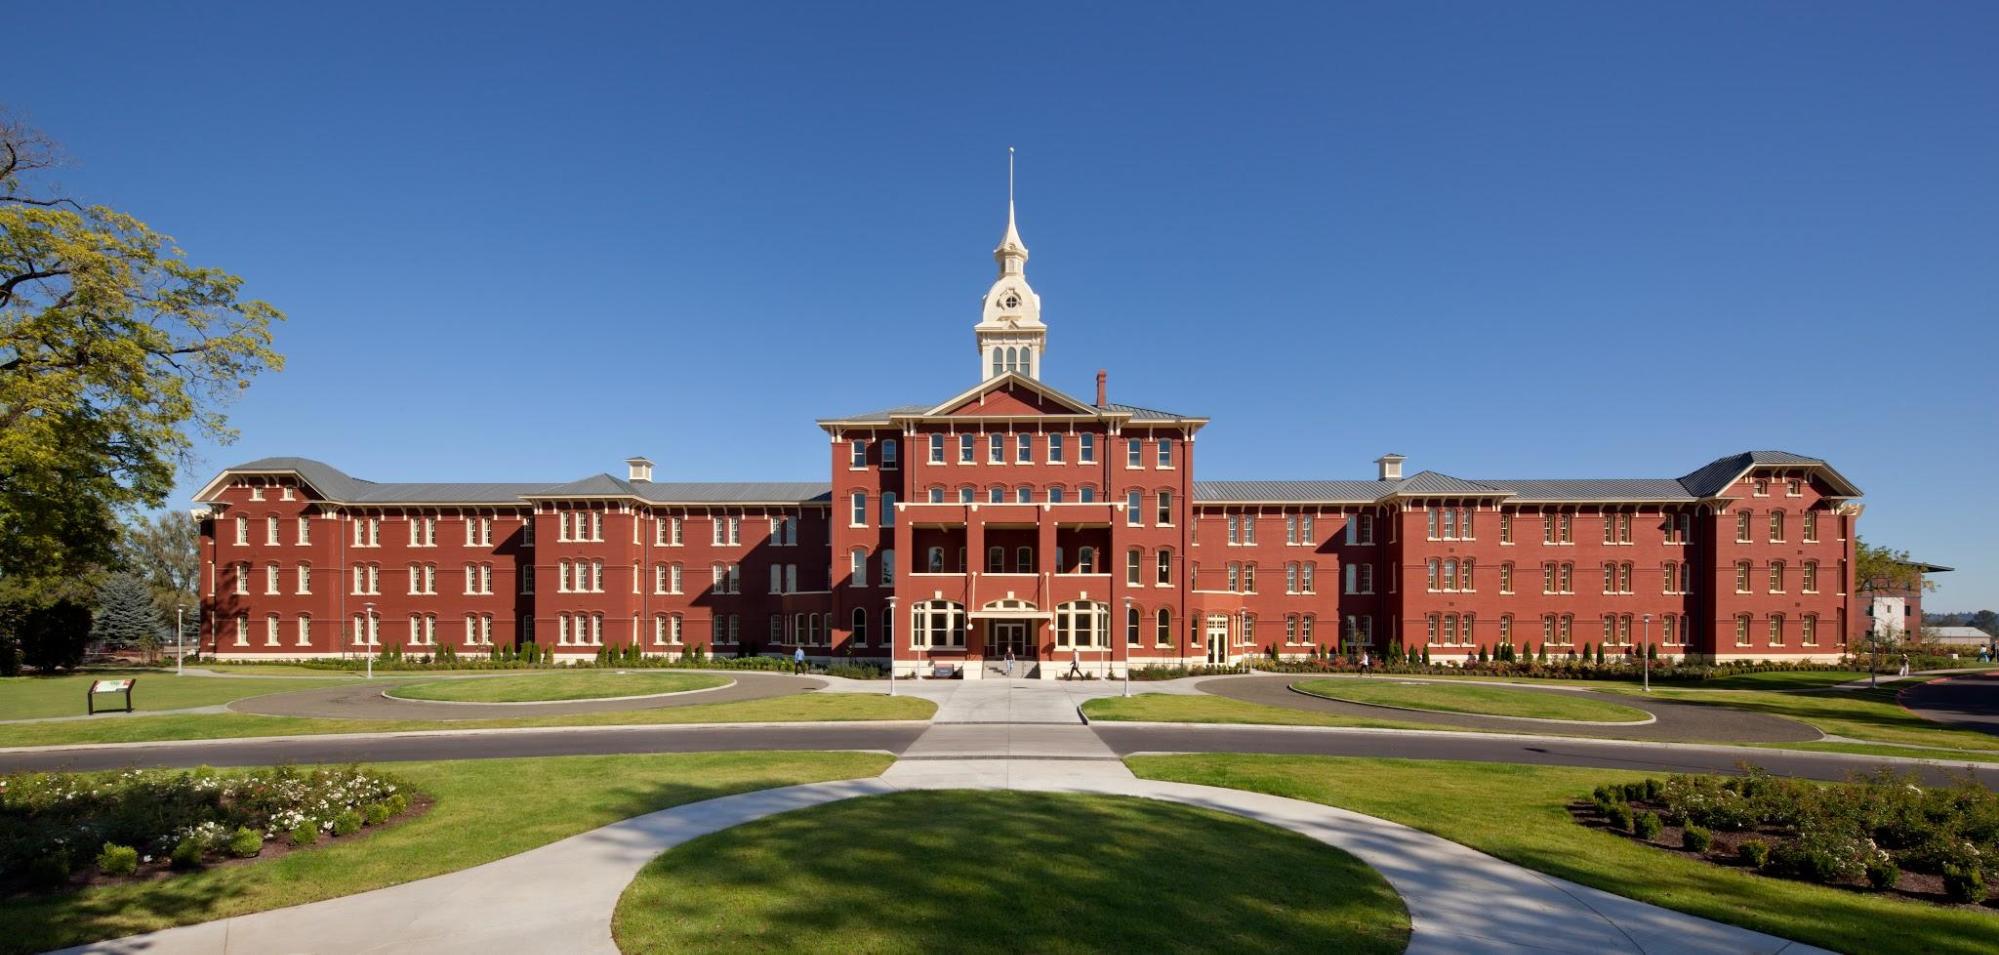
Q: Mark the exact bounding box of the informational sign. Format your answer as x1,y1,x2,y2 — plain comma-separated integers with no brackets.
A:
87,678,136,715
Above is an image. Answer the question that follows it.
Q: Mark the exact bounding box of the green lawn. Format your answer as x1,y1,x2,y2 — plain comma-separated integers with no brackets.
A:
1598,685,1999,753
1754,740,1999,765
0,751,892,954
387,671,729,703
0,672,356,721
1129,754,1996,955
1293,678,1651,722
0,693,936,748
613,789,1408,954
1081,692,1443,730
191,664,366,677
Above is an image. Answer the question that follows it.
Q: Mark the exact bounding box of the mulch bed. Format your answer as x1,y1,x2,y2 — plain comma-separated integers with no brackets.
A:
1569,798,1996,911
13,793,434,897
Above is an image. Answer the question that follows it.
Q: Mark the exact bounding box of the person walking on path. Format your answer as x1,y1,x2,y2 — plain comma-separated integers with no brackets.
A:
1004,648,1015,678
1898,654,1910,678
1359,649,1372,677
793,646,806,675
1067,648,1083,680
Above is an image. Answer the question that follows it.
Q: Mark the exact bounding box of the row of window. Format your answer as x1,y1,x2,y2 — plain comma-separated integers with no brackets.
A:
230,612,494,648
1734,560,1825,595
1735,509,1820,544
855,434,1185,470
1218,512,1374,546
1423,612,1693,648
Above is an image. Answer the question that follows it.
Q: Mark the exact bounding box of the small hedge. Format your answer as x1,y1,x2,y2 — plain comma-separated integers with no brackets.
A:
1580,767,1997,906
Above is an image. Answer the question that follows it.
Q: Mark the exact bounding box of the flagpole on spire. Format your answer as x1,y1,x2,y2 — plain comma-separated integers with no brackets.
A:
1008,145,1015,208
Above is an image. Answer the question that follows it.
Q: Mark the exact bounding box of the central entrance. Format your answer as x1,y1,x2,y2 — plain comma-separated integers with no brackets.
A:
990,621,1031,660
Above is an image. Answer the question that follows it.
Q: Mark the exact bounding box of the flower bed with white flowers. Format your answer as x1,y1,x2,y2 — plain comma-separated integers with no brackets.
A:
1576,767,1997,908
0,765,420,892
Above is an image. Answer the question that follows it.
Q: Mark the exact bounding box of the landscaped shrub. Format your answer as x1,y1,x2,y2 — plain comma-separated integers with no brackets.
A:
27,849,72,888
1941,864,1986,904
1737,839,1770,868
97,842,139,876
170,835,206,869
290,822,319,846
227,827,263,858
1605,802,1633,831
331,810,362,836
363,802,392,826
1643,778,1663,801
1681,824,1714,853
1864,856,1900,890
1633,812,1663,840
1768,829,1867,883
1,765,413,892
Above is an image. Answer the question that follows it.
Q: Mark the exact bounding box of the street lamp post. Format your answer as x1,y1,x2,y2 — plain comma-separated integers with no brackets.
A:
363,602,376,679
886,596,898,697
1122,597,1133,698
1642,613,1652,693
176,606,186,676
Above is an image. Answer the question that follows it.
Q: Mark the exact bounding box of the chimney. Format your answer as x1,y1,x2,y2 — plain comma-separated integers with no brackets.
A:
1096,370,1108,408
1375,453,1405,482
625,456,654,482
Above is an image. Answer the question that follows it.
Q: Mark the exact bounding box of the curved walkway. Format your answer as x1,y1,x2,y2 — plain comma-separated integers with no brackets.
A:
1202,674,1822,743
59,749,1829,954
1900,671,1999,737
228,670,824,720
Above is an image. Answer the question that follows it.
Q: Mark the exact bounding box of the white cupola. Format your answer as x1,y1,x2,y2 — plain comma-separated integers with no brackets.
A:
976,148,1045,380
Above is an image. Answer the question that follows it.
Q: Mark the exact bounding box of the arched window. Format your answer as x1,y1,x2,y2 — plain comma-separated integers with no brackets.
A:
959,486,975,504
1126,607,1141,646
1005,346,1017,373
1016,485,1031,503
1155,608,1171,646
1735,613,1753,646
928,486,944,504
851,607,869,647
1055,601,1105,648
911,600,966,648
989,486,1006,504
992,349,1004,378
927,546,945,573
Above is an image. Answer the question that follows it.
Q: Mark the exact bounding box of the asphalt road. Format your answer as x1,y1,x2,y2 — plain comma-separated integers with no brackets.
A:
1899,672,1999,737
1198,674,1821,743
1093,724,1999,787
228,671,823,719
6,721,1992,787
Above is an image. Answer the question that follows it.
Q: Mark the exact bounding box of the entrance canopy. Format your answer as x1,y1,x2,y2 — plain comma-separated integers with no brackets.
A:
970,598,1050,621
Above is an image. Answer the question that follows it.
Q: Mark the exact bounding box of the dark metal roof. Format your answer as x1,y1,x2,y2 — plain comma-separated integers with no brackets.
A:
1200,451,1859,506
1478,478,1696,502
633,482,832,504
1676,450,1828,498
1396,470,1510,495
1194,480,1399,504
208,458,829,506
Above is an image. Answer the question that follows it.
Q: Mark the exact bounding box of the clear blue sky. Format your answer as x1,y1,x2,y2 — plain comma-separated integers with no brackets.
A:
10,2,1996,607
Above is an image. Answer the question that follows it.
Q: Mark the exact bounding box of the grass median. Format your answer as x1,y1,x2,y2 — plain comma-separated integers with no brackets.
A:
1293,678,1651,722
0,750,894,954
1081,692,1442,730
387,671,729,703
0,672,357,721
1598,685,1999,753
614,789,1408,954
1,693,936,748
1128,754,1996,955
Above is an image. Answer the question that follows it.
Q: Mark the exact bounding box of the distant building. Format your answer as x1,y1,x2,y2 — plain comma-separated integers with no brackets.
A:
1929,626,1994,650
1858,560,1952,646
192,194,1875,672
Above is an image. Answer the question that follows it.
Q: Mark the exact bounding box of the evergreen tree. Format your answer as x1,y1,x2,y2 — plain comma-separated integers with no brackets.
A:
90,573,159,659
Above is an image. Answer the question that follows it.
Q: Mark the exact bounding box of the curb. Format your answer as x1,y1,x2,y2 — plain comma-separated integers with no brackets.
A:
379,677,738,707
0,720,938,756
1286,682,1658,727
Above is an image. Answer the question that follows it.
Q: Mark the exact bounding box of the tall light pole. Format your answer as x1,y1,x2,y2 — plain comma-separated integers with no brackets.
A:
176,606,187,676
1641,613,1652,693
886,596,897,697
1122,597,1133,697
363,601,376,679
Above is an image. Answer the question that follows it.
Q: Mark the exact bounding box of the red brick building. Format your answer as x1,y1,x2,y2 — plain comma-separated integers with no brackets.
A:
194,203,1867,673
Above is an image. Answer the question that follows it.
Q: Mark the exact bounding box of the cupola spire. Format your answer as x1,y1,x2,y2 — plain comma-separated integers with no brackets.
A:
976,146,1045,380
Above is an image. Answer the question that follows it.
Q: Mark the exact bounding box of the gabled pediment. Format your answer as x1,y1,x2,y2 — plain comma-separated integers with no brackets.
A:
923,373,1102,418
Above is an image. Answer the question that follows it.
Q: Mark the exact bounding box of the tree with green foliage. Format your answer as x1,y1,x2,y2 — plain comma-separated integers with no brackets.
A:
117,511,199,638
1853,537,1937,594
89,571,159,659
0,110,283,622
19,598,90,670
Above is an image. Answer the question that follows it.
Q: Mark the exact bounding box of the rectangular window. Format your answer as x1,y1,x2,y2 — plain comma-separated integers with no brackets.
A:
959,433,975,463
1079,433,1096,463
1300,514,1314,542
850,492,867,526
1736,511,1752,543
1559,513,1573,543
1736,561,1752,593
1049,433,1064,463
297,516,311,545
1157,490,1173,526
1499,513,1513,544
1156,550,1171,586
1126,490,1142,526
1127,438,1142,468
1284,514,1297,545
1769,511,1785,543
1301,562,1315,593
1157,438,1173,468
1499,563,1513,594
1126,549,1142,585
1803,510,1818,543
1242,516,1255,544
850,440,866,469
1803,561,1819,594
1017,433,1032,464
265,516,280,545
989,433,1004,463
